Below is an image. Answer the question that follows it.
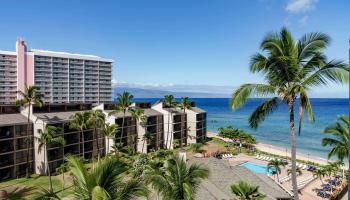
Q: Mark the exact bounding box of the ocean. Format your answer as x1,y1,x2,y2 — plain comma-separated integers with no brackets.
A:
133,98,349,160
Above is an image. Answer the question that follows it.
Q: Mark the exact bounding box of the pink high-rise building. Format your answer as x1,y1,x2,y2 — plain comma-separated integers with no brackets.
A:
0,39,113,104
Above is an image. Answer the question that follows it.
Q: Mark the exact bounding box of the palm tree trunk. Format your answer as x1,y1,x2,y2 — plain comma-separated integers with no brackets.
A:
289,99,299,200
165,112,171,149
45,145,53,193
95,127,100,160
81,130,85,159
142,138,146,153
120,112,125,144
107,137,109,154
25,105,31,178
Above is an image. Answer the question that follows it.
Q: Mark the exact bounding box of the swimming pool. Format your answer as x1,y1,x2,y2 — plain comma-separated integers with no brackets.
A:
240,162,275,176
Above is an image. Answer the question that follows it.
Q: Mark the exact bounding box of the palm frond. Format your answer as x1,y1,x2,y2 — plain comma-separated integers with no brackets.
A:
231,84,276,110
249,97,279,129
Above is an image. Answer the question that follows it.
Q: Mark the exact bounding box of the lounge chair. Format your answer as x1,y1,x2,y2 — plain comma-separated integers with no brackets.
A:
280,174,291,183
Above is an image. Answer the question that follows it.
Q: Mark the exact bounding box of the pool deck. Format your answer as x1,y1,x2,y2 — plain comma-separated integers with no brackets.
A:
228,154,342,200
188,157,292,200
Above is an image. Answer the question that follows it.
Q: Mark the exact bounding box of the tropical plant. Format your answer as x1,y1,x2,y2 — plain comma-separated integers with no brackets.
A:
66,155,148,200
230,181,265,200
110,91,134,144
56,162,69,195
34,187,61,200
287,167,302,176
322,115,349,162
141,132,154,153
69,112,91,159
267,159,286,182
189,143,204,153
313,168,326,185
102,122,119,153
178,97,193,149
230,27,348,199
37,125,66,193
146,156,209,200
218,126,257,144
16,85,43,177
88,109,105,160
163,95,177,149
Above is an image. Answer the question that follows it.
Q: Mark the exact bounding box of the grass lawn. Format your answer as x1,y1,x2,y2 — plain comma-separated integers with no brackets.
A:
0,173,74,199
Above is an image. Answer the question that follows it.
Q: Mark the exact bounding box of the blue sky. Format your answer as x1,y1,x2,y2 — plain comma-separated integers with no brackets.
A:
0,0,349,97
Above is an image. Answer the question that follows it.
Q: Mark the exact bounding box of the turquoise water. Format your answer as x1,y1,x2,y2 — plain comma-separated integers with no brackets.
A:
240,162,275,176
134,98,349,160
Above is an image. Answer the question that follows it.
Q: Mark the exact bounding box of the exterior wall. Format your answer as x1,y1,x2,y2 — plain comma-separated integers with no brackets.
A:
186,110,197,144
0,52,17,104
0,39,113,104
152,102,174,149
0,123,34,180
186,110,207,144
33,55,112,104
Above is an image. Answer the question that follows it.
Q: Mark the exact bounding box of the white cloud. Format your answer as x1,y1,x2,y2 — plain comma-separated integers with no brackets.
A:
285,0,318,13
299,15,309,27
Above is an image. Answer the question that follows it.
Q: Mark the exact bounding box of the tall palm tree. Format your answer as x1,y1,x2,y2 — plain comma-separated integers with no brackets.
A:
109,91,134,144
230,181,265,200
163,95,177,149
178,97,192,149
88,109,105,160
322,115,349,192
66,155,148,200
69,112,91,159
16,85,43,177
230,28,348,199
267,159,286,182
313,168,326,185
36,125,66,193
130,107,147,151
102,122,119,154
146,156,209,200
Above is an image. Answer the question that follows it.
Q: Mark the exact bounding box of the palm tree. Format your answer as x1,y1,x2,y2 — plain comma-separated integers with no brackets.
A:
163,95,177,149
146,156,209,200
66,155,148,199
287,167,302,176
322,115,349,162
56,163,68,197
313,168,326,185
36,125,66,193
142,132,153,153
88,109,105,160
109,91,134,144
178,97,192,149
267,159,286,182
102,122,119,154
69,112,90,159
230,181,265,200
130,107,147,151
16,85,43,177
230,28,348,199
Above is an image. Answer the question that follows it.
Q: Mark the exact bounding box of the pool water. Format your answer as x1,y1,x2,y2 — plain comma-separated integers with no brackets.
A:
240,162,275,176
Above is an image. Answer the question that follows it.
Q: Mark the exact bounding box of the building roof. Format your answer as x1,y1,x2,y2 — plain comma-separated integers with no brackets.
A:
33,111,84,123
190,107,206,114
106,108,163,118
188,157,292,200
0,113,29,126
31,49,114,62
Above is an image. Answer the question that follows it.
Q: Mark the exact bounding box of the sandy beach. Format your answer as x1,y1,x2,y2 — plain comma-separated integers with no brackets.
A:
207,131,331,166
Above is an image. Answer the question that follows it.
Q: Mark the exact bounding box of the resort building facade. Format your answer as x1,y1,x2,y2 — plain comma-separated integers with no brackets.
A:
0,39,207,179
0,105,34,180
0,39,113,105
